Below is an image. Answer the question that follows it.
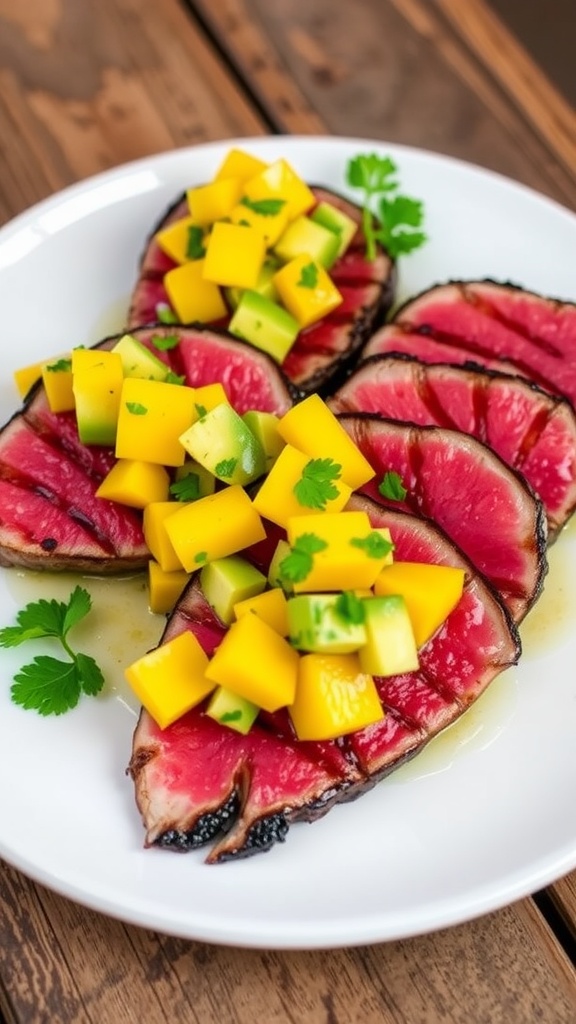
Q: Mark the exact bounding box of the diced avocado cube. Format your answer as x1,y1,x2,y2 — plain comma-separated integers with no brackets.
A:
228,290,299,363
287,593,367,654
242,410,285,471
273,215,341,269
310,202,357,257
200,555,267,625
171,460,216,501
205,685,259,734
358,595,419,677
179,402,266,486
73,351,124,446
267,539,294,594
111,333,169,381
225,258,280,311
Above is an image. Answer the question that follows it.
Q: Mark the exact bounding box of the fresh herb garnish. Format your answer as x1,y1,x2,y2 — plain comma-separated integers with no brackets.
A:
220,710,243,723
125,401,148,416
297,262,318,289
346,153,426,261
334,591,366,625
278,533,328,585
194,551,208,564
169,474,201,501
165,371,186,386
240,196,287,216
185,225,206,260
215,457,238,479
151,333,180,352
378,471,407,501
350,531,394,559
45,358,72,373
195,403,208,419
155,304,178,325
0,587,104,716
293,458,341,510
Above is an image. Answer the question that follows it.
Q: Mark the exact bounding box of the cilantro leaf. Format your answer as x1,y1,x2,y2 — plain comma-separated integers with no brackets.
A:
151,333,180,352
278,533,328,585
195,403,208,419
155,304,178,324
75,653,105,696
240,196,287,216
293,458,342,510
378,471,407,501
170,474,201,501
194,551,208,564
350,531,394,559
165,371,186,386
334,591,366,625
215,457,238,479
185,225,206,260
220,710,243,723
45,358,72,373
374,195,427,259
126,402,148,416
62,586,92,635
11,656,82,716
297,262,318,289
346,152,427,261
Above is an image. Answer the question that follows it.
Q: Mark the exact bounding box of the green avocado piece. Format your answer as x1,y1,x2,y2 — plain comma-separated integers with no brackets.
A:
309,202,358,257
171,459,216,501
358,595,419,676
228,290,299,363
287,593,367,654
242,410,285,471
179,402,266,486
267,539,294,594
111,333,169,381
205,685,259,734
200,555,267,625
273,214,341,269
225,257,280,311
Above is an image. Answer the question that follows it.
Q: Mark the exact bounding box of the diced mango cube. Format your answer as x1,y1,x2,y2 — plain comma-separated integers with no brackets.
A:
202,222,266,290
286,512,393,592
143,502,187,572
115,378,197,467
252,444,352,529
192,382,229,416
289,653,384,741
164,485,266,572
234,586,289,636
14,355,66,399
205,685,259,734
229,200,289,247
214,148,268,183
205,613,299,712
95,459,170,508
71,348,113,374
164,260,228,324
273,255,343,328
359,594,419,677
187,178,243,224
125,630,214,729
373,561,466,647
278,394,374,489
148,560,190,614
200,555,266,626
243,159,315,220
72,351,124,447
155,215,206,265
41,356,74,413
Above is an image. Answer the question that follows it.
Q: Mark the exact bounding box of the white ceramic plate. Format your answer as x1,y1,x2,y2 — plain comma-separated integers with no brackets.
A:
1,137,576,950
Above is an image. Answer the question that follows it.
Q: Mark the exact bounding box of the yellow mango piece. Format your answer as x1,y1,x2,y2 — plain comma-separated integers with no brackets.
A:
125,630,214,729
115,378,197,467
286,511,393,592
14,352,68,399
41,357,74,413
164,485,266,572
164,260,227,324
202,222,266,290
273,255,343,328
187,178,243,224
289,653,384,741
234,586,289,636
229,200,289,247
252,443,352,529
143,501,187,572
95,459,170,508
71,348,111,373
192,382,229,415
214,148,268,183
373,561,466,647
205,613,299,712
278,393,374,489
155,215,206,265
72,351,124,447
148,560,190,615
243,159,315,220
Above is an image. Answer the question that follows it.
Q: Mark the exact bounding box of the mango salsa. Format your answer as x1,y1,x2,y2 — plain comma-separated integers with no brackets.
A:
155,215,206,265
202,222,266,290
125,630,214,730
187,178,243,224
115,377,197,467
143,502,187,573
286,512,393,592
243,158,315,220
41,357,75,413
148,560,190,615
234,586,289,636
164,260,227,324
214,148,268,183
277,393,375,489
289,652,384,741
252,443,352,528
374,562,466,647
205,612,299,712
273,255,343,328
163,485,266,572
95,459,170,508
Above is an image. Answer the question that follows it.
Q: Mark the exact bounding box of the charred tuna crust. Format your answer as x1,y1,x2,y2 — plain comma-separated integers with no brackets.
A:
127,186,396,394
363,279,576,406
331,354,576,537
337,413,548,622
128,497,520,863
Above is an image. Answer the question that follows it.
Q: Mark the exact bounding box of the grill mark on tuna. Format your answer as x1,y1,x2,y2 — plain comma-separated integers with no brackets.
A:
462,283,564,359
0,470,115,554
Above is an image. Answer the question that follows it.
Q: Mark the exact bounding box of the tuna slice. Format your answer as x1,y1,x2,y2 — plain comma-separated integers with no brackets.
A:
128,494,520,862
127,187,396,394
338,415,547,621
331,355,576,537
363,280,576,405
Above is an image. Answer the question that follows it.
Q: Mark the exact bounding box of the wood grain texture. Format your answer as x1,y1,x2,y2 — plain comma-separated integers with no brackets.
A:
549,875,576,940
1,862,575,1024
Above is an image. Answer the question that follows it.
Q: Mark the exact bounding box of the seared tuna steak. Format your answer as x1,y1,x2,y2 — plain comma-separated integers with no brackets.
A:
338,415,547,621
331,355,576,537
127,187,396,394
128,495,520,862
363,280,576,405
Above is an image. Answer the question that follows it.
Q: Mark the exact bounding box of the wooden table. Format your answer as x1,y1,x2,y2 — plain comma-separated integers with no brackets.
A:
1,1,576,1020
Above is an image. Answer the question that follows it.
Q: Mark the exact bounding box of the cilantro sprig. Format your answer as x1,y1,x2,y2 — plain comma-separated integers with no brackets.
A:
0,587,104,716
279,534,328,585
293,458,342,511
378,471,407,502
346,153,427,261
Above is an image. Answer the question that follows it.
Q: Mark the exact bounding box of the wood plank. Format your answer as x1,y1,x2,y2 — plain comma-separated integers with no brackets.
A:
0,0,265,221
1,863,575,1024
486,0,576,106
549,875,576,940
191,0,576,209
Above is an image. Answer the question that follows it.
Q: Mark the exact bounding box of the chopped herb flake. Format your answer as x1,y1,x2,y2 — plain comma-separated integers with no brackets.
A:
156,304,178,324
297,262,318,289
378,471,407,502
125,401,148,416
215,457,238,478
194,551,208,564
185,225,206,260
293,458,341,510
45,358,72,373
278,533,328,585
195,403,208,419
219,710,243,723
151,333,180,351
169,474,201,501
165,371,186,385
350,532,394,559
334,591,366,625
240,196,287,216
